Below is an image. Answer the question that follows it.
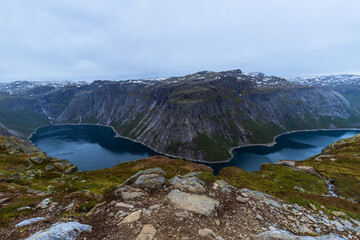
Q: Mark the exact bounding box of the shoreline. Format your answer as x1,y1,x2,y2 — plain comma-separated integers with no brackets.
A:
28,123,360,165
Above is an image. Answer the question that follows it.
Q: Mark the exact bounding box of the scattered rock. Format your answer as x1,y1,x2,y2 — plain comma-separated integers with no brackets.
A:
120,209,142,224
45,164,55,171
332,211,346,217
309,203,317,211
175,210,190,219
198,228,216,237
63,165,78,174
296,165,316,173
164,189,219,216
184,172,200,178
29,157,43,165
213,180,236,192
26,221,92,240
136,224,157,240
274,160,296,168
169,175,205,193
132,174,166,189
293,204,302,211
18,206,32,211
331,221,345,232
54,160,72,170
293,185,305,192
141,168,166,177
86,201,107,216
0,197,10,204
64,203,74,212
116,186,146,200
15,217,46,228
236,196,249,204
36,198,51,209
148,204,160,211
299,225,314,235
117,210,129,218
115,202,134,209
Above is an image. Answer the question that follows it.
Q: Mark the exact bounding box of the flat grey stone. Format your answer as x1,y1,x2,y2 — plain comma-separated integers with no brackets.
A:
16,217,46,228
29,157,43,164
132,174,166,189
164,189,219,216
169,176,205,193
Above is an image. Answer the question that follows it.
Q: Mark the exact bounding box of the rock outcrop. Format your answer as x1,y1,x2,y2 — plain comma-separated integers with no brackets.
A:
164,189,219,216
2,166,360,239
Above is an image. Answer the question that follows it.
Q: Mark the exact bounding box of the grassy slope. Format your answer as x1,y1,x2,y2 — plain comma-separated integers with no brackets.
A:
218,134,360,220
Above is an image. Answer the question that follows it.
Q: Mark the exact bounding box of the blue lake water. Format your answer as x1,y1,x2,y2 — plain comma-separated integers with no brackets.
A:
30,125,360,173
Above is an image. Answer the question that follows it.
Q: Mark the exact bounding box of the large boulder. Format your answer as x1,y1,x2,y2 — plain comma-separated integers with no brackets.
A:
168,175,205,193
26,221,92,240
136,224,157,240
115,186,146,200
117,168,167,190
132,174,166,190
164,189,219,216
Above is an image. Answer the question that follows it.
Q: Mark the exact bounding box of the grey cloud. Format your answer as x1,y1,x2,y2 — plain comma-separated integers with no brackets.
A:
0,0,359,81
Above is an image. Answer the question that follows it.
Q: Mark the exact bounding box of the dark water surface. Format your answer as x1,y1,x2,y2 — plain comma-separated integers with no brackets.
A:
30,125,360,173
206,129,360,174
30,125,158,171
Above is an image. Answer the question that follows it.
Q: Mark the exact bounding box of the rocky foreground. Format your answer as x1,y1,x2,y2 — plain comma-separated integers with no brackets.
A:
3,167,360,239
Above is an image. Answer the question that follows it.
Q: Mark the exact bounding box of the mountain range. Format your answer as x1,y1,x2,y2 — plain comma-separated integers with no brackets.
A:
0,70,360,162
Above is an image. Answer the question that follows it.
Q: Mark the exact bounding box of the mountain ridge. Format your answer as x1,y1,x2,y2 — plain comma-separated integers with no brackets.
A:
1,69,360,162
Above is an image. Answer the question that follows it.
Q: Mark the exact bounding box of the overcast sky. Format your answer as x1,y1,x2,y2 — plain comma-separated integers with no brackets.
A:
0,0,359,81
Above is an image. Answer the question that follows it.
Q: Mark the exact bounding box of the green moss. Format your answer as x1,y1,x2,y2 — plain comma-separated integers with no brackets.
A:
75,200,98,212
198,172,216,183
0,196,39,227
218,164,327,196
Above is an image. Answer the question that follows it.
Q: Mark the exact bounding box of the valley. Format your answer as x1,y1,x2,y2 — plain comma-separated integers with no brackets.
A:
1,70,360,163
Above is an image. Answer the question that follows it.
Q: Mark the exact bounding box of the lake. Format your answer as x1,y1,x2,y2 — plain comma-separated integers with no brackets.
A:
30,125,360,173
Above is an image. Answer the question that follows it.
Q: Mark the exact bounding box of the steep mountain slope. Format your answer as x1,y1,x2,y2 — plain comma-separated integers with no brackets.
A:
287,74,360,113
53,70,359,162
0,123,11,136
0,70,359,162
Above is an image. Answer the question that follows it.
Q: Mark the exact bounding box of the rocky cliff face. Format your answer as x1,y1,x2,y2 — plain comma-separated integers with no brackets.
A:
0,69,359,162
0,123,11,136
52,70,358,162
